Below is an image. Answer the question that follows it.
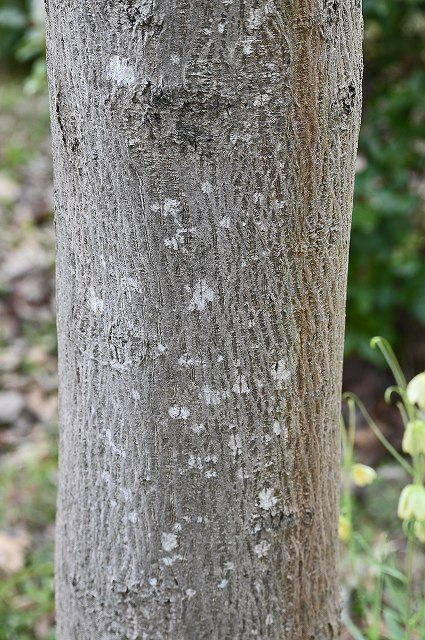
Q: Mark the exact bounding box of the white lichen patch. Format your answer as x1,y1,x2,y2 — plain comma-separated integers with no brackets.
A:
164,227,193,251
200,385,228,406
258,488,279,511
254,540,271,558
170,53,181,65
161,532,178,552
168,405,191,420
205,470,217,478
272,420,281,436
121,276,140,297
253,94,271,107
188,455,204,470
201,181,213,194
105,429,127,458
110,358,133,373
237,468,245,480
155,343,167,355
196,515,210,524
128,511,138,523
162,554,183,566
186,588,196,599
120,488,131,501
108,55,135,87
247,8,264,29
224,562,235,571
121,275,138,288
274,198,286,209
242,37,255,55
253,191,265,204
271,360,291,388
228,433,242,458
218,579,228,589
178,353,194,366
266,614,274,626
232,374,250,395
131,389,140,401
164,236,179,250
219,216,231,229
204,454,218,464
178,353,204,367
88,287,103,314
191,423,205,434
188,280,215,312
163,198,182,222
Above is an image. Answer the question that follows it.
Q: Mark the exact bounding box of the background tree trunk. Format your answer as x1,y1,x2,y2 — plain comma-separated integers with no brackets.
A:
46,1,362,638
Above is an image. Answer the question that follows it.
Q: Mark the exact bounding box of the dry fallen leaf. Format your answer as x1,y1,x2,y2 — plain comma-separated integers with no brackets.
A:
0,529,30,575
0,390,25,424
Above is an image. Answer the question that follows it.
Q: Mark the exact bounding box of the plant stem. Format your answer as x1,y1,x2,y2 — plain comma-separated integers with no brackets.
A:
370,565,384,640
405,532,415,640
343,393,415,476
370,336,407,392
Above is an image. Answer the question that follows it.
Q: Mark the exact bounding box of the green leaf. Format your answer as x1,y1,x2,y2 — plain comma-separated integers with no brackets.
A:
0,8,26,29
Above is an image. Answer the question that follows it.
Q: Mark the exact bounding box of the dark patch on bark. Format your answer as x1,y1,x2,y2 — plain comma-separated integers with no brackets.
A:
342,81,356,115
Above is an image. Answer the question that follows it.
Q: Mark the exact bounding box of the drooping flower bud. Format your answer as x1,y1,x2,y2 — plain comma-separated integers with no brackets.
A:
398,484,425,521
402,420,425,456
414,520,425,543
406,372,425,410
351,463,377,487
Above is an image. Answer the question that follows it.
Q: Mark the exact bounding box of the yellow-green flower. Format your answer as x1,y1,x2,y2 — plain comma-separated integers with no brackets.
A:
406,372,425,410
402,420,425,456
338,515,351,542
397,484,425,521
351,463,377,487
414,520,425,543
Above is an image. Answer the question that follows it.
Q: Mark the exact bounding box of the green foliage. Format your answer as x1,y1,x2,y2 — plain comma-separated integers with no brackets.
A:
0,0,28,64
0,0,46,93
0,547,55,640
0,439,57,639
341,337,425,639
347,1,425,359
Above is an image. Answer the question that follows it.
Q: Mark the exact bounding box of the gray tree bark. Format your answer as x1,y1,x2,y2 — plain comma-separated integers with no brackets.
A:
46,1,362,638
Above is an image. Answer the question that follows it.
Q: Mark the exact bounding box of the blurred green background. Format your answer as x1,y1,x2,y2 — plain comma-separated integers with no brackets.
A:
0,1,424,639
348,0,425,365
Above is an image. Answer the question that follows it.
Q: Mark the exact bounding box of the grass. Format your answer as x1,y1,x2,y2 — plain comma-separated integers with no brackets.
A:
0,435,57,639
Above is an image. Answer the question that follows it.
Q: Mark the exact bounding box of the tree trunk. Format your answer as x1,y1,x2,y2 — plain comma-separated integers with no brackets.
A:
46,1,362,638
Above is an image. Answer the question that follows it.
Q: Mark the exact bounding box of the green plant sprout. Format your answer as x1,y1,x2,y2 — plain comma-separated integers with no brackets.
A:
341,336,425,640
